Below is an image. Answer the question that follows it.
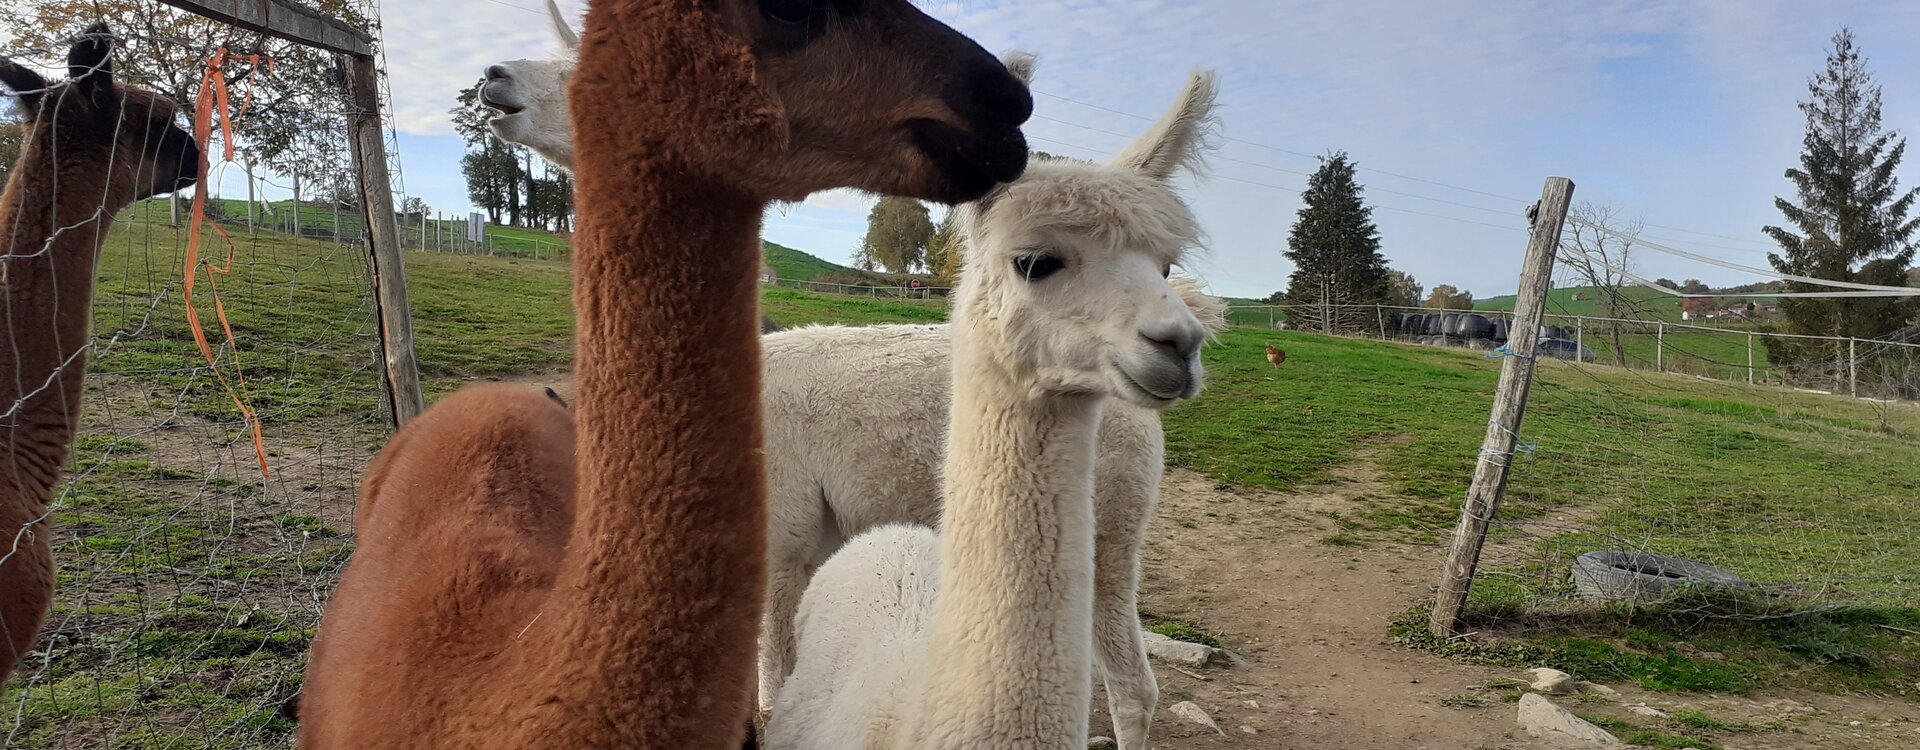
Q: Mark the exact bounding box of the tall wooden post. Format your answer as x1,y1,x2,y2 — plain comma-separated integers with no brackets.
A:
1429,177,1574,638
1655,321,1665,372
245,160,256,233
1747,333,1755,384
344,54,425,426
1849,337,1858,397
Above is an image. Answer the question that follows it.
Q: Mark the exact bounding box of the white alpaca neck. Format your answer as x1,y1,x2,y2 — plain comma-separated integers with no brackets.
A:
909,319,1106,747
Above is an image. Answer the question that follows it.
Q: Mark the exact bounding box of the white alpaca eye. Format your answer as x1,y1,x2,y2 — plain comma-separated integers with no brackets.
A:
1013,255,1065,281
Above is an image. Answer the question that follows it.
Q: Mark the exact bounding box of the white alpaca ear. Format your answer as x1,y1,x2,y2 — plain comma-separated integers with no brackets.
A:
547,0,580,50
1002,51,1036,86
1113,70,1218,182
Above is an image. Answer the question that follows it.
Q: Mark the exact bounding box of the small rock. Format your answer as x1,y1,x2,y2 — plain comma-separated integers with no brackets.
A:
1142,631,1234,668
1517,694,1624,747
1577,681,1619,698
1237,725,1257,735
1169,701,1224,735
1629,705,1668,719
1087,737,1115,750
1851,720,1863,727
1243,700,1260,709
1529,667,1578,695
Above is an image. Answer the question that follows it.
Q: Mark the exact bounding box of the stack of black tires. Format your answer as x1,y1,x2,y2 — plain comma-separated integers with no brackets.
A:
1385,312,1595,361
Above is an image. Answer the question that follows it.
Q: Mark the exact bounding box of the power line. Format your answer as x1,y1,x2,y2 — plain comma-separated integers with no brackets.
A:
1033,114,1521,219
476,0,550,16
1033,87,1533,205
1035,88,1820,259
1025,133,1526,234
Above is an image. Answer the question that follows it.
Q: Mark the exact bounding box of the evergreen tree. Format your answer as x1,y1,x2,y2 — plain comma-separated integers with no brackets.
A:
1764,29,1920,381
1282,152,1391,332
1384,269,1423,309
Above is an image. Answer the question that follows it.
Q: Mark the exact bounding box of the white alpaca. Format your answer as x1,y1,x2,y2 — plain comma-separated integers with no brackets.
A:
477,0,576,166
481,24,1224,747
767,70,1220,749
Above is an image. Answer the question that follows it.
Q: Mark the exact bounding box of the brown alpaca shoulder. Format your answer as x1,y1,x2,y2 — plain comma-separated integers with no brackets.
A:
302,386,577,744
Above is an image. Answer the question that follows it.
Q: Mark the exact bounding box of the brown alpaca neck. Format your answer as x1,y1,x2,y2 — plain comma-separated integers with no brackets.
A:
1,141,115,507
0,134,120,681
520,168,768,731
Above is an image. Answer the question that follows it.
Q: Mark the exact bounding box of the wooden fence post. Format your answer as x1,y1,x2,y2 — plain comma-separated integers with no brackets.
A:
1429,176,1574,639
1655,321,1665,372
1747,333,1755,385
1849,337,1858,397
344,53,425,426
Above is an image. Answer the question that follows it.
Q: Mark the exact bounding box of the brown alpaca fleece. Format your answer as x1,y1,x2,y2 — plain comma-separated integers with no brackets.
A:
0,25,197,682
300,0,1031,745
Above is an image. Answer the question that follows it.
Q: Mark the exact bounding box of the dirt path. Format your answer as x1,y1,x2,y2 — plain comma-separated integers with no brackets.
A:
514,376,1918,748
1116,462,1920,749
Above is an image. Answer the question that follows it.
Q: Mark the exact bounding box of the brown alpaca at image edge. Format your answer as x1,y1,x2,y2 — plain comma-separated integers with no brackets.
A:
295,0,1031,747
1266,342,1286,366
0,24,199,683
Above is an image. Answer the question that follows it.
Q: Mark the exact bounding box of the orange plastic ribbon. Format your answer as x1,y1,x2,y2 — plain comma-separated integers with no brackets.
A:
184,47,272,478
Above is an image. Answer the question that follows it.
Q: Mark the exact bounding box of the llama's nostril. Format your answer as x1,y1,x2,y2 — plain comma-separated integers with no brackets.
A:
484,64,510,82
1141,325,1202,361
971,67,1034,127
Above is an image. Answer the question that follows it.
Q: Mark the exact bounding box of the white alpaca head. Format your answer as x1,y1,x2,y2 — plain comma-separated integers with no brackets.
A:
952,62,1217,409
478,0,578,167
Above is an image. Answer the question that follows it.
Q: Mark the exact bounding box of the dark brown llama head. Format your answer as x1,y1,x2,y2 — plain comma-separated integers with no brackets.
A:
572,0,1033,206
0,23,200,204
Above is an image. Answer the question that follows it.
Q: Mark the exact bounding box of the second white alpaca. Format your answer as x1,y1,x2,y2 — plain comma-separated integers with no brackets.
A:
767,69,1219,749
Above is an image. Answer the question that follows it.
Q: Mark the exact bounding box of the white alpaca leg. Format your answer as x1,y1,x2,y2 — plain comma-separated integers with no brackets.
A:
759,474,833,721
1092,408,1164,750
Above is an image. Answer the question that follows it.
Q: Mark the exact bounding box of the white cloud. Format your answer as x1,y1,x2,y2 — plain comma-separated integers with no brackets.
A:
380,0,583,136
370,0,1920,297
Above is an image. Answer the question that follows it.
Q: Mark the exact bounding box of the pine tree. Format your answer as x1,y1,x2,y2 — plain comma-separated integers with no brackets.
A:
1764,28,1920,382
1282,152,1391,333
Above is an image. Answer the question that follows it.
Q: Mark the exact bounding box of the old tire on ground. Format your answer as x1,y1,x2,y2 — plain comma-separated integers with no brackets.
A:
1570,551,1748,603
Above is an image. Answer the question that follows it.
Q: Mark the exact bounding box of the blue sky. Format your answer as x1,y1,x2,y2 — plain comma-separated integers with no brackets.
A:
371,0,1920,300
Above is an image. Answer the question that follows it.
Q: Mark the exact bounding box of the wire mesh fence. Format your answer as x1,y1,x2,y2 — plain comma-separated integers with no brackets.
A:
1233,294,1918,622
1,11,393,748
1229,302,1920,402
1476,339,1920,620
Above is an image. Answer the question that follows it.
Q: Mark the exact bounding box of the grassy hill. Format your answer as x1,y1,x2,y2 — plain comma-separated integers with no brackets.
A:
762,240,857,281
207,198,570,258
7,203,1916,747
205,199,933,282
1476,285,1771,325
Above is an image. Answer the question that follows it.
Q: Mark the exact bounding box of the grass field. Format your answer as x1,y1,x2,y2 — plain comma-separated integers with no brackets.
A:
4,206,1917,747
1475,285,1736,323
1229,300,1779,381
